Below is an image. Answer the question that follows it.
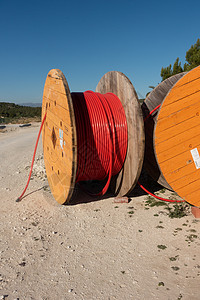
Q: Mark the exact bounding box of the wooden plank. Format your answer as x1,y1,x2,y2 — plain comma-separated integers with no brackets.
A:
157,90,200,120
155,114,200,144
176,178,200,200
43,85,72,115
160,77,200,108
155,126,200,155
155,98,200,133
159,144,200,173
44,159,73,204
171,65,200,88
162,163,196,184
155,66,200,206
96,71,145,196
43,119,75,165
171,169,200,191
157,133,200,162
183,189,200,207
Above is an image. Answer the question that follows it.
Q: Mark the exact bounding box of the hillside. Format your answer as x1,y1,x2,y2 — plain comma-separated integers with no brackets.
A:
0,102,41,124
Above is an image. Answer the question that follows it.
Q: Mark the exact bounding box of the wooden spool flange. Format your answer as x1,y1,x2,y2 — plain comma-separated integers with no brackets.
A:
96,71,145,196
142,73,186,189
155,65,200,207
42,69,145,204
42,69,77,204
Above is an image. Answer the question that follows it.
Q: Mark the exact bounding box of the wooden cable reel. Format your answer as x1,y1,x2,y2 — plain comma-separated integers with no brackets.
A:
142,73,186,189
42,69,145,204
154,65,200,207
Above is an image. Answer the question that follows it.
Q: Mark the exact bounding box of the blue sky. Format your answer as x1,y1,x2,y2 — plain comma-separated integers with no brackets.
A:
0,0,199,103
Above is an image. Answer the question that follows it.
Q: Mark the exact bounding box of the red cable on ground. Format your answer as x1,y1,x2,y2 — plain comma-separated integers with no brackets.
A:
137,181,184,203
71,91,128,196
140,104,185,203
16,112,47,202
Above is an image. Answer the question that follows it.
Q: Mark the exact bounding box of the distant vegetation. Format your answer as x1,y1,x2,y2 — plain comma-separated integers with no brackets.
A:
0,102,41,124
160,38,200,81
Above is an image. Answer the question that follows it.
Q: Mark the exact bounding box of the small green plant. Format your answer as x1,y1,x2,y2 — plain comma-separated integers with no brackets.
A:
169,255,179,261
145,197,167,207
158,282,165,286
175,228,182,231
43,185,49,191
192,219,200,223
185,234,198,242
157,245,167,250
159,188,166,194
128,211,134,215
171,266,180,271
165,203,189,218
156,225,164,229
188,229,197,233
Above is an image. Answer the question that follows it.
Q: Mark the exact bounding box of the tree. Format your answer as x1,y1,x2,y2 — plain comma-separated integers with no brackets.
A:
172,57,183,74
184,38,200,71
160,38,200,81
160,64,172,81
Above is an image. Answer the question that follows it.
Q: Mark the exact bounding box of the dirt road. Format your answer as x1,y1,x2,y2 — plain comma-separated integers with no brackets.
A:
0,125,200,300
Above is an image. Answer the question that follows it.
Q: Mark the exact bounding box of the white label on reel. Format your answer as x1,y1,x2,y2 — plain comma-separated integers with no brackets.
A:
190,148,200,169
59,128,63,150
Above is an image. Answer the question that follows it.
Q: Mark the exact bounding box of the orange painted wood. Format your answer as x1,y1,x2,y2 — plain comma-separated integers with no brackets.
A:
42,69,77,204
155,65,200,207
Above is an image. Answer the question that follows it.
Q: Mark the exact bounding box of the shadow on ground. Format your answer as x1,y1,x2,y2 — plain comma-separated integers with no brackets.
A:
68,167,166,206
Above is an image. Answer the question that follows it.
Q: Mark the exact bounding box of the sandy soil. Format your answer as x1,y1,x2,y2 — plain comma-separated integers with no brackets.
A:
0,125,200,300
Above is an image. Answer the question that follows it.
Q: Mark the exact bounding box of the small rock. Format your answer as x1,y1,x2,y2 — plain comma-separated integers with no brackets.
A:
133,279,138,284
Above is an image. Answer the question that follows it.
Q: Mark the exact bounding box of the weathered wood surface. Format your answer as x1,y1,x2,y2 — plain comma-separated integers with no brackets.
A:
155,66,200,207
42,69,77,204
96,71,145,196
142,73,186,189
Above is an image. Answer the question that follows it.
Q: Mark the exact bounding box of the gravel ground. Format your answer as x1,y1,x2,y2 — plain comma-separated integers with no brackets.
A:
0,124,200,300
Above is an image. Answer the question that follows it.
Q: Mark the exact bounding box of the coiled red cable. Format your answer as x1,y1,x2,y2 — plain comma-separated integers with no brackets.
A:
71,91,128,195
